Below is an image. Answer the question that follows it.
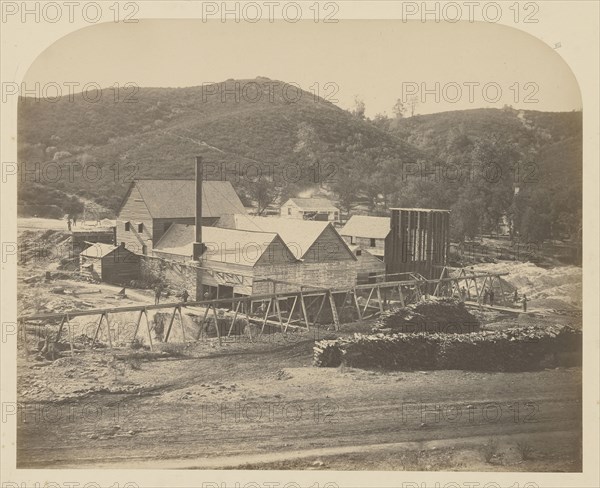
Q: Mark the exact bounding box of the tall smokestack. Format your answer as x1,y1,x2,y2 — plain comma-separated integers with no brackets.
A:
193,156,206,261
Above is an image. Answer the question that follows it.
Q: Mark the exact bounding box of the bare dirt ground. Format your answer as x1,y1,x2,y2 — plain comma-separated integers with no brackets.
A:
16,221,583,471
16,342,582,471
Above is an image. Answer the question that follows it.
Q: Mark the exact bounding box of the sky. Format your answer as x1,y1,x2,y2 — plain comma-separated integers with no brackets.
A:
23,19,581,116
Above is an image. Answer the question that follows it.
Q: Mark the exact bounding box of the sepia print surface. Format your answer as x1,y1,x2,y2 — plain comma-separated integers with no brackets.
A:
2,2,598,487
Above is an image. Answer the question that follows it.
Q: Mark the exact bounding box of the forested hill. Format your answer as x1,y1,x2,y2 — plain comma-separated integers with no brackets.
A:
17,78,422,214
377,108,582,241
17,78,581,242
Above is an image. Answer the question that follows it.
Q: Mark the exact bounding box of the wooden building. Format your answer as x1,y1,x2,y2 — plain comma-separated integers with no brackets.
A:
152,224,299,298
116,179,246,256
385,208,450,280
71,228,115,257
147,215,358,299
340,215,391,260
280,197,340,222
348,245,386,284
79,243,140,284
218,215,357,293
219,215,355,262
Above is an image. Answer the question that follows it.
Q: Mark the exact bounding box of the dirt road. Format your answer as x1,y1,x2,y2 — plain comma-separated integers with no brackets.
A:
17,338,582,471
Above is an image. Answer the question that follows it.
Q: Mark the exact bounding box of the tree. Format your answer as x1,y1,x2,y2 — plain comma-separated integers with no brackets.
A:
407,95,419,117
245,177,279,216
351,96,366,119
519,207,551,244
392,99,406,119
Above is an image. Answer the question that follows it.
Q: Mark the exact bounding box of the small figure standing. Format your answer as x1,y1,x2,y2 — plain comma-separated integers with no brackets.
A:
460,286,467,303
489,289,495,307
522,294,528,312
513,289,518,303
154,283,162,305
181,289,189,303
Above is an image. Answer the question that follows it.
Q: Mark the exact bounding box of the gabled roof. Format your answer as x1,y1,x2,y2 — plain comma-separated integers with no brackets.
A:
340,215,391,239
153,224,296,266
123,179,246,219
284,197,338,211
80,243,120,258
221,215,337,260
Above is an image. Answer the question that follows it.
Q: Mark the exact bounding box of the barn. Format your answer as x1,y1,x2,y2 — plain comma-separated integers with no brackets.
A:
79,243,140,284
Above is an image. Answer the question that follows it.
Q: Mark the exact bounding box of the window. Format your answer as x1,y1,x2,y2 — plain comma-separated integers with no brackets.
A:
370,238,376,247
350,236,355,244
356,249,362,256
124,221,130,231
288,208,292,215
137,222,143,233
120,242,125,248
142,245,147,255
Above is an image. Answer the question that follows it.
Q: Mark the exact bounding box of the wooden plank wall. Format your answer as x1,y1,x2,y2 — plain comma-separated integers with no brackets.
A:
116,186,153,254
101,248,141,284
385,209,449,279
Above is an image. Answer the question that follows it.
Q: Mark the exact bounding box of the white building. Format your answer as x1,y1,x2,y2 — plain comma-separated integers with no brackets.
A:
280,197,340,222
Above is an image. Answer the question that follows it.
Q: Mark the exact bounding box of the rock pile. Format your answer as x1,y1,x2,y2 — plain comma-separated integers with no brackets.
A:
373,297,480,334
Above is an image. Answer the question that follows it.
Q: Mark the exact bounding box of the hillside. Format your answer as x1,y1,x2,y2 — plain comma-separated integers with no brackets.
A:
378,108,582,241
17,78,422,213
17,79,581,243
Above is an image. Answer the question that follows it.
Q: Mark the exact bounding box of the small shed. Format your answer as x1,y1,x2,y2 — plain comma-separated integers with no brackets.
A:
80,243,140,284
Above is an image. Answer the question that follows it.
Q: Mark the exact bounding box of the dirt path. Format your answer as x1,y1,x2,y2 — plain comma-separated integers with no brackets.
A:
41,430,580,470
18,217,115,231
17,339,582,470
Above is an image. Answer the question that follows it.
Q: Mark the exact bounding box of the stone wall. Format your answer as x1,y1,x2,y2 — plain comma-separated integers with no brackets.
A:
140,255,201,297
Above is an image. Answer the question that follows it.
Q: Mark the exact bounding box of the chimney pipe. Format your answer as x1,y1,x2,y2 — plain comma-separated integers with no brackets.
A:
193,156,206,261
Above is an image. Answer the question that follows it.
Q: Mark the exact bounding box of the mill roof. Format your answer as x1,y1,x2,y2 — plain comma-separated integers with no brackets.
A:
153,223,294,266
221,215,338,260
122,179,246,218
340,215,391,239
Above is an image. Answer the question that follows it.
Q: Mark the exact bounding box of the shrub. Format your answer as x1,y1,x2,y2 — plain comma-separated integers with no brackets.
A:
482,437,499,463
130,337,146,350
516,441,534,461
127,357,142,370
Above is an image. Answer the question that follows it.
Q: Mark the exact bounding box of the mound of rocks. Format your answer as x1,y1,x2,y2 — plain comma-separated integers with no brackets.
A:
373,297,480,334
